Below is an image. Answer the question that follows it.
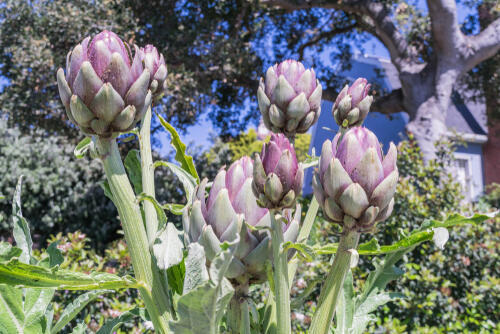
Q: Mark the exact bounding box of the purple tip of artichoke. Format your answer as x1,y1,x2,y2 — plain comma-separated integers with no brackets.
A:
333,78,373,128
58,30,151,137
140,44,168,99
257,59,322,136
253,134,304,208
314,126,398,230
185,156,300,283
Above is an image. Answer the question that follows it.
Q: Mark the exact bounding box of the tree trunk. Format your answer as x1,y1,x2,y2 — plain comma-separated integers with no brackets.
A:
401,63,458,161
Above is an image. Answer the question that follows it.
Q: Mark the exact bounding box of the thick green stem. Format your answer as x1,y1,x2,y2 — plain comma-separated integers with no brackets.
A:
97,138,171,333
270,210,291,334
139,106,158,244
309,228,360,334
227,284,251,334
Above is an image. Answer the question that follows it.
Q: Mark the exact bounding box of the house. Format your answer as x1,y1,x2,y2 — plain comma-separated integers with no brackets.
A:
305,55,491,201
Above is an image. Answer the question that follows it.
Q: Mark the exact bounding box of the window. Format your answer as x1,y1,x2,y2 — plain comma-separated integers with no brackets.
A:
453,153,473,201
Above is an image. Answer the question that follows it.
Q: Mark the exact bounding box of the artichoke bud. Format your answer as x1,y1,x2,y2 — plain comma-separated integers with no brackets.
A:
140,44,168,101
252,134,303,209
257,59,322,138
332,78,372,129
184,157,300,284
57,30,154,137
313,127,398,232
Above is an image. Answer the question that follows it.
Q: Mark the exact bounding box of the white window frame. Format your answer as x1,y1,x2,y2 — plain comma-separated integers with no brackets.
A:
453,152,474,201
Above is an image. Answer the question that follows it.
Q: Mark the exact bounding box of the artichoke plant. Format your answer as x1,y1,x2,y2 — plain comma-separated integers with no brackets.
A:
313,127,398,231
253,133,304,209
183,156,300,284
257,60,322,137
333,78,373,128
141,44,168,101
57,30,151,137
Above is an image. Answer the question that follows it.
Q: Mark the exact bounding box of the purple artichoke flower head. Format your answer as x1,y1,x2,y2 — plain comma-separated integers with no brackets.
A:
313,127,398,231
184,156,300,284
253,133,304,209
333,77,373,128
57,30,152,137
257,60,323,137
140,44,168,100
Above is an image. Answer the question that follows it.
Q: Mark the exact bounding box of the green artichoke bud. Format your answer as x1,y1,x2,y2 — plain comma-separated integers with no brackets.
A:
313,127,398,232
57,30,152,137
183,156,301,284
253,133,304,209
333,78,373,128
257,60,322,137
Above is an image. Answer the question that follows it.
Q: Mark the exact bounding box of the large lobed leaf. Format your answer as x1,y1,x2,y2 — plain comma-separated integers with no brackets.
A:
0,259,140,290
169,243,235,334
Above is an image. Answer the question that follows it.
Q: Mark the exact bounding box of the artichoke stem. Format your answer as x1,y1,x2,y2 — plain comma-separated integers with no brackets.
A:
227,283,251,334
139,105,158,245
309,228,360,334
270,210,292,334
97,137,171,333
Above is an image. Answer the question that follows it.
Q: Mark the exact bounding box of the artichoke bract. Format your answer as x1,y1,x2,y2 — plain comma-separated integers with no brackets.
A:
183,156,300,284
333,78,373,128
313,127,398,231
257,60,322,137
253,133,304,209
57,30,151,137
140,45,168,101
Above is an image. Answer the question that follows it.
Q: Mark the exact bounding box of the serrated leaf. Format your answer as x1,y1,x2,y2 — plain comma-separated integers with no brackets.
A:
0,260,140,290
100,180,114,202
46,242,64,268
167,259,185,295
12,177,33,264
74,137,92,159
51,290,110,333
282,242,314,262
156,113,199,183
152,223,184,270
124,149,143,195
23,288,55,333
182,243,209,294
0,243,22,262
70,323,87,334
154,160,197,204
169,246,235,334
0,284,24,333
137,193,168,231
315,213,491,257
334,270,355,334
96,307,145,334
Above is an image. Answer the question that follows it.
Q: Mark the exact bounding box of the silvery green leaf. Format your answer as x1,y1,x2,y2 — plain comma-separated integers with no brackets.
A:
136,193,168,231
0,285,24,333
70,323,87,334
154,160,197,204
124,149,142,195
73,137,92,158
96,307,144,334
169,246,235,334
51,290,110,333
12,176,33,265
182,243,209,294
152,223,184,270
334,271,354,334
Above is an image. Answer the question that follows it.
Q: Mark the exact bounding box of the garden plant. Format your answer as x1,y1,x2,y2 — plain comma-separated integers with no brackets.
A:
0,30,494,334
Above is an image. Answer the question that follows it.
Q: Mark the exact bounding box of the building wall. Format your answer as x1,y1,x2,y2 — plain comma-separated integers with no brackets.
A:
454,144,485,201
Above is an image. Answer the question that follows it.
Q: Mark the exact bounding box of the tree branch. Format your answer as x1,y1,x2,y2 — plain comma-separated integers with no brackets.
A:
260,0,412,69
462,16,500,72
297,23,357,59
371,88,405,115
426,0,464,57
